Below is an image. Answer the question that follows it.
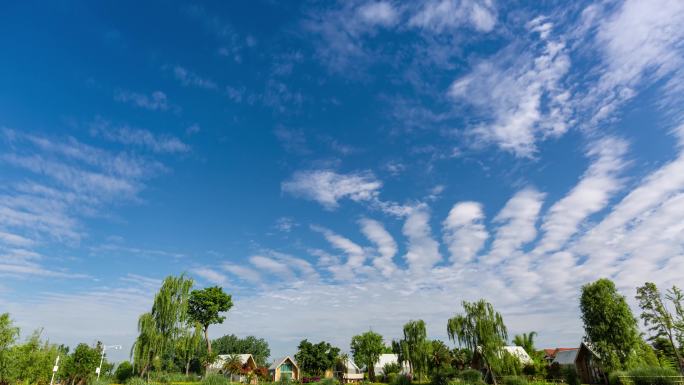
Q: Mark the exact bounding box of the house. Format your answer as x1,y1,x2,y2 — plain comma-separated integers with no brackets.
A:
502,346,532,365
543,348,578,363
209,354,258,384
335,358,364,383
552,349,578,367
372,354,410,377
269,356,300,381
575,342,603,384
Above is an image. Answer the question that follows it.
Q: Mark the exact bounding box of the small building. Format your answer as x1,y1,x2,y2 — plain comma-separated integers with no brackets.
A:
209,354,258,384
372,354,410,377
269,356,300,382
543,348,578,363
335,358,364,383
552,349,578,367
502,346,533,365
575,342,603,384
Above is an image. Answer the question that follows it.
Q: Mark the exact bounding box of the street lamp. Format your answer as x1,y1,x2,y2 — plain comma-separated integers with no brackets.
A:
97,344,122,379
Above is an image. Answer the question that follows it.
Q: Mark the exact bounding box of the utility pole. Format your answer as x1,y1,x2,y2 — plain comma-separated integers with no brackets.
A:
50,355,60,385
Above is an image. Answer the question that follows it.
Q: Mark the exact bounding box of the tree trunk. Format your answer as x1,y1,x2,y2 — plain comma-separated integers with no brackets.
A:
186,360,191,376
368,360,375,382
667,333,684,373
204,326,212,372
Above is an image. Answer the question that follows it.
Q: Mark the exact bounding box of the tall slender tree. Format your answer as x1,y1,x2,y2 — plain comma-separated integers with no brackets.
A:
401,320,430,381
447,299,508,384
580,278,642,372
0,313,19,385
636,282,684,372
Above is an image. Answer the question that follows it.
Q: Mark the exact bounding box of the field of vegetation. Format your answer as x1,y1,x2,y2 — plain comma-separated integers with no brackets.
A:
1,276,682,385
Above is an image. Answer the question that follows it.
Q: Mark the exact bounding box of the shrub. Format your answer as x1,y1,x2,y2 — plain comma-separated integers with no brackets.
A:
126,377,148,385
628,367,679,385
609,371,631,385
202,374,229,385
561,366,579,385
391,374,412,385
386,373,399,384
431,367,455,385
114,361,134,383
502,376,527,385
320,378,339,385
457,369,482,384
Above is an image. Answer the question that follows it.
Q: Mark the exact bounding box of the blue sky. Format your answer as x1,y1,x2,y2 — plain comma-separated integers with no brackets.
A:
2,0,684,363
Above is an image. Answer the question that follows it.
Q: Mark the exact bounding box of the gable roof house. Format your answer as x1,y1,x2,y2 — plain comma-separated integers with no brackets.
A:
502,346,533,365
543,348,578,363
552,349,579,367
269,356,300,381
209,354,259,384
372,354,410,377
335,358,364,383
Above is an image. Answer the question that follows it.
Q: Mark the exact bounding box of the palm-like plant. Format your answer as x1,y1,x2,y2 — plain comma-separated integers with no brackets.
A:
223,354,243,377
512,332,537,355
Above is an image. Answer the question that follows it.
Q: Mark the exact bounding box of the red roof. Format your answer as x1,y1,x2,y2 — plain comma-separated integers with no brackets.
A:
543,347,578,358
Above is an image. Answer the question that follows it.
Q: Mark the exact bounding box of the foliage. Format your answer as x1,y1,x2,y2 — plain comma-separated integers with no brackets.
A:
430,366,455,385
221,354,244,376
400,320,431,381
201,373,229,385
254,367,269,380
295,339,340,376
457,369,483,383
628,367,680,385
0,313,19,385
212,334,271,367
188,286,233,356
177,323,204,375
351,331,385,382
608,371,630,385
302,376,322,383
428,340,453,374
512,333,537,357
636,282,684,373
447,299,508,376
580,279,644,372
126,377,148,385
450,349,473,371
116,361,135,383
391,374,412,385
501,376,527,385
383,362,402,377
320,377,339,385
62,343,104,385
561,366,579,385
8,330,63,385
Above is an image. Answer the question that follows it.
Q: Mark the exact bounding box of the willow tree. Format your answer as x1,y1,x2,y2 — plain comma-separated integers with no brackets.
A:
401,320,430,381
636,282,683,372
177,323,203,376
132,274,195,375
132,312,160,377
447,299,508,384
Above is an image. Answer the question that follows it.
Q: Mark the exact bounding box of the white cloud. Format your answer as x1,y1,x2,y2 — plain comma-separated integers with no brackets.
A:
312,225,367,279
114,89,169,111
222,264,261,284
442,201,487,265
486,188,545,265
534,137,628,255
448,22,571,157
359,218,398,276
191,267,228,285
282,170,382,210
358,2,398,27
409,0,497,32
90,119,190,154
173,66,218,89
249,255,293,278
402,206,442,272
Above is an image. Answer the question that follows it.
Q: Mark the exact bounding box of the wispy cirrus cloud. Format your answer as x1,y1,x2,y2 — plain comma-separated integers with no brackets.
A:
114,89,169,111
90,118,190,154
282,169,382,210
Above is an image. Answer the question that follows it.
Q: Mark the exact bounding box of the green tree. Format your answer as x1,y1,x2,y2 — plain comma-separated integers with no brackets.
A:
115,361,134,383
351,331,385,382
187,286,233,359
401,320,430,381
177,323,203,375
0,313,19,385
9,329,61,385
428,340,452,374
512,332,537,356
447,299,508,384
132,312,161,377
636,282,683,372
580,278,642,372
295,339,340,376
63,343,103,385
212,334,271,367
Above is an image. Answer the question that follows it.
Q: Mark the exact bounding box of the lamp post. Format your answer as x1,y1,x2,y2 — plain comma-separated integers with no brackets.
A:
50,355,60,385
97,344,122,379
